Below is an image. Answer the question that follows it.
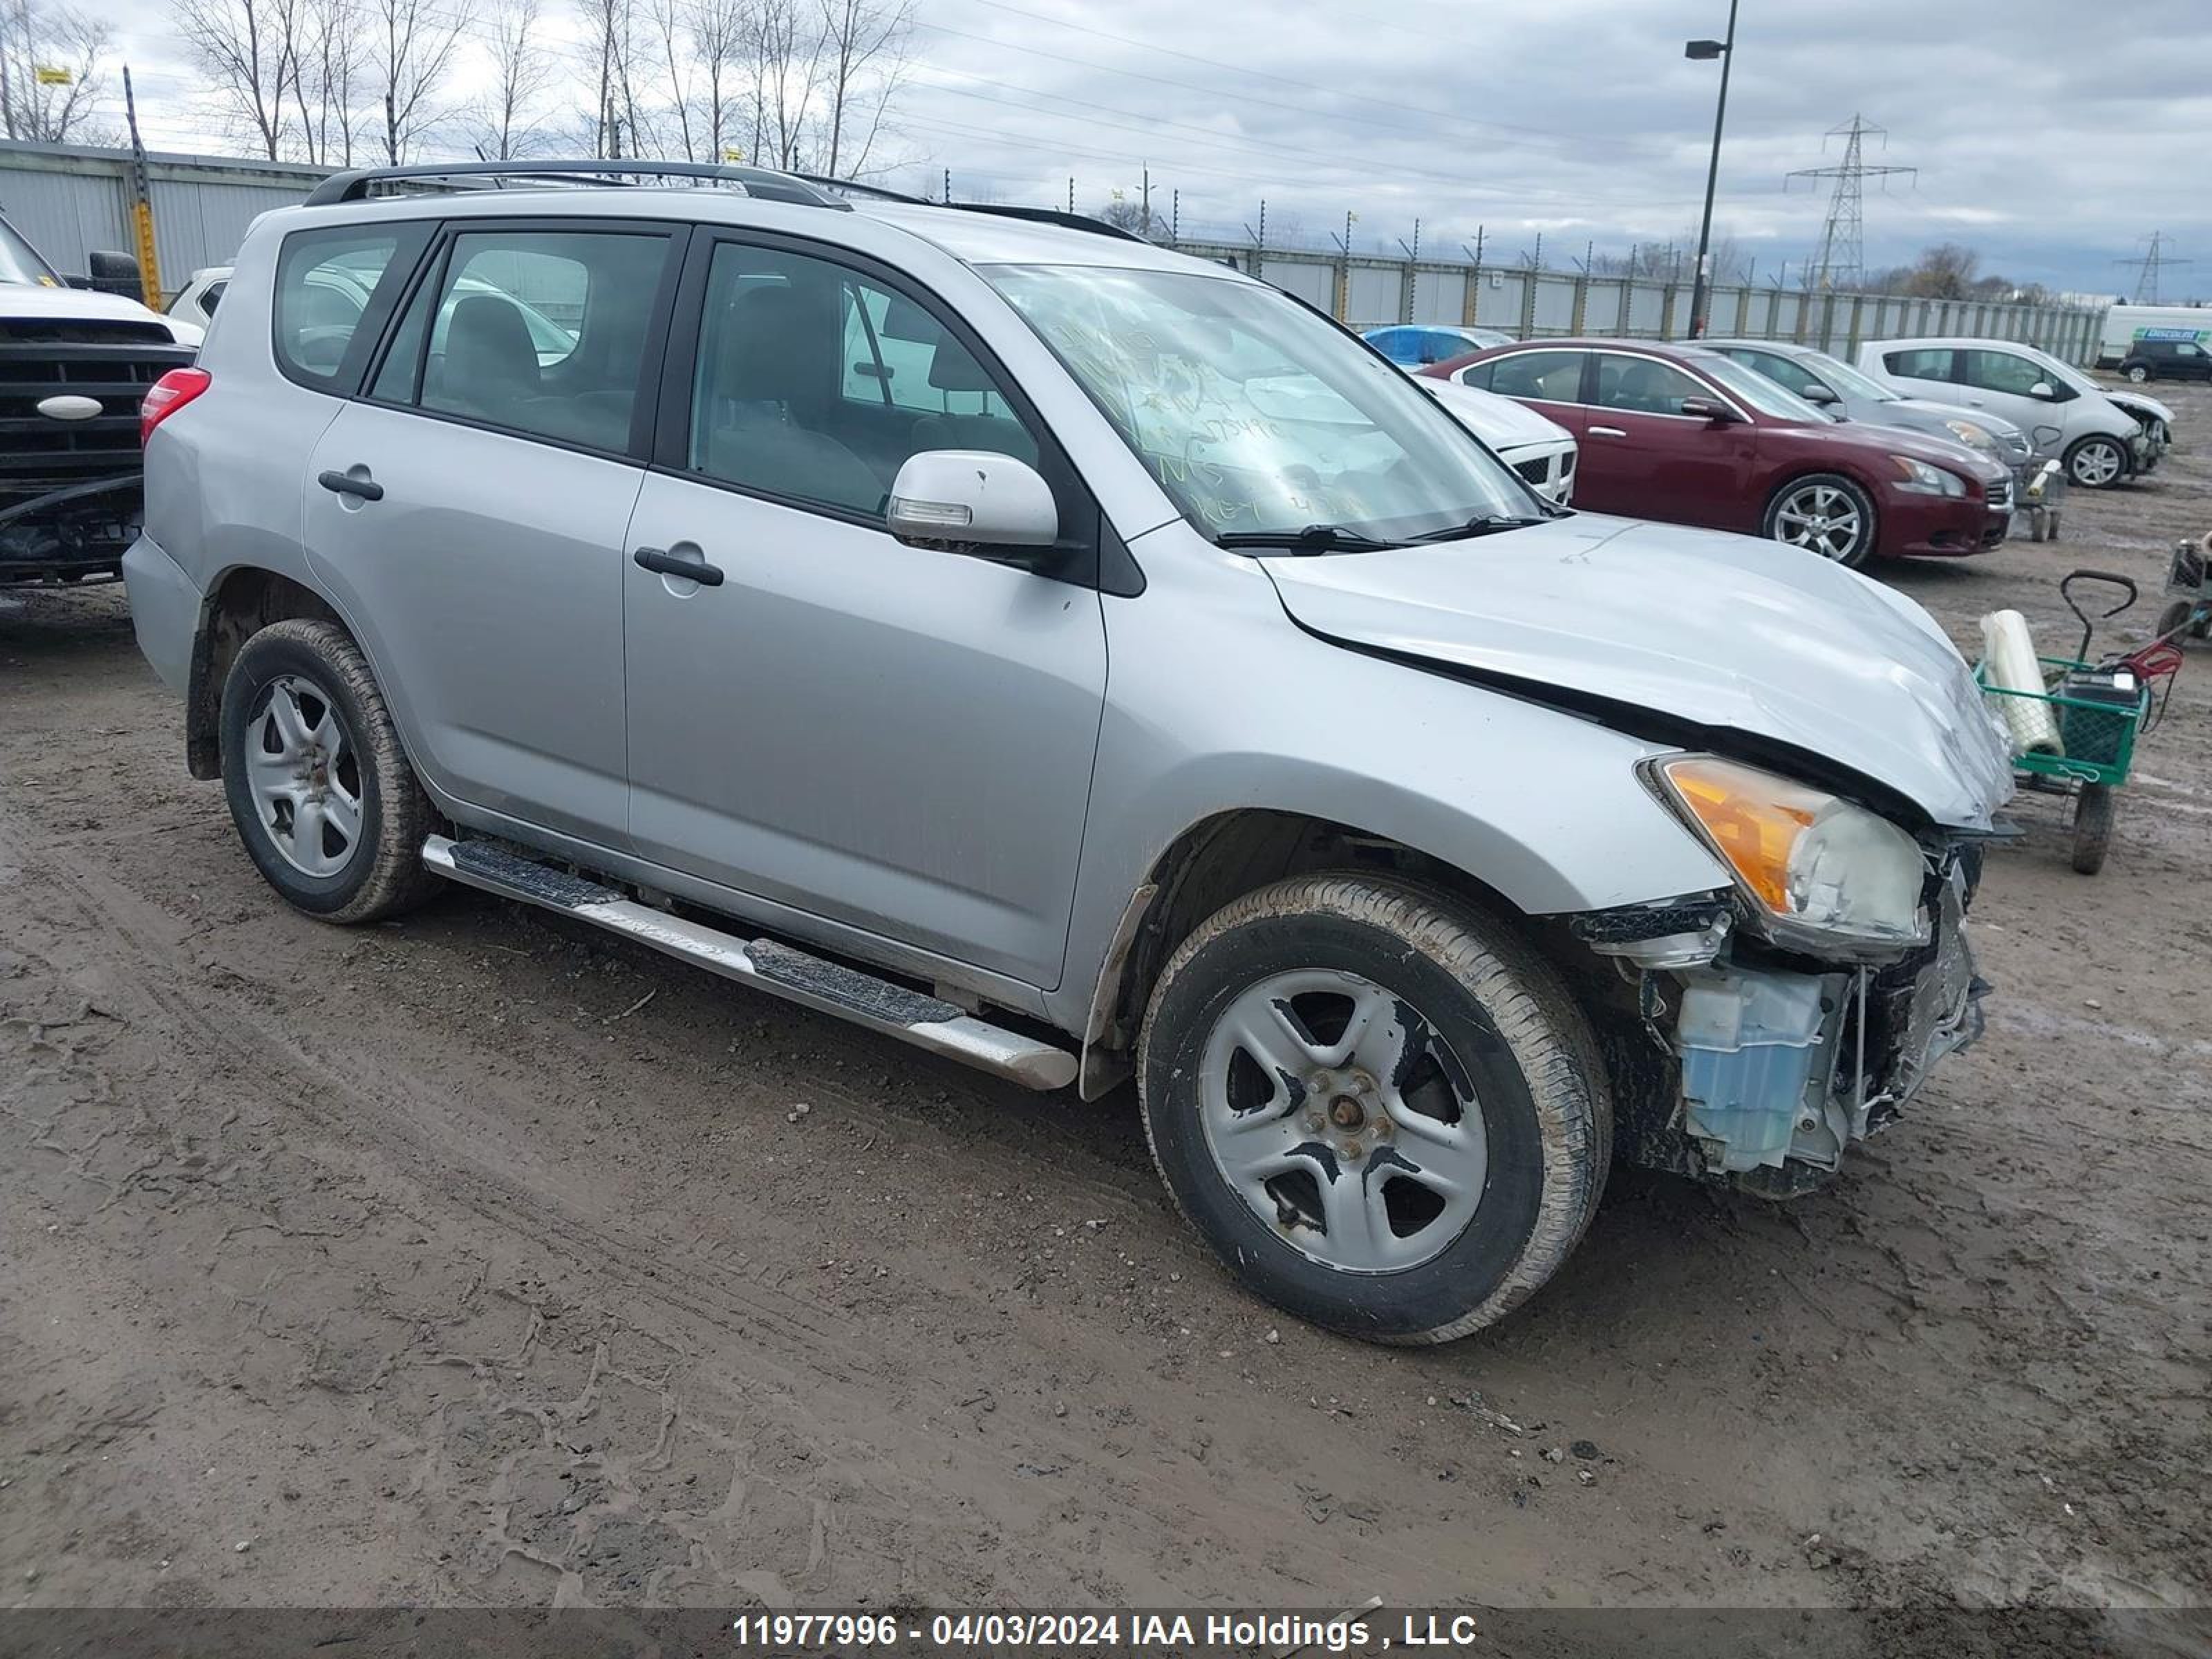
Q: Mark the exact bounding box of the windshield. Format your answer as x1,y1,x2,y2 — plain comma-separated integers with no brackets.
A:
984,263,1533,544
1698,354,1833,422
0,216,62,287
1799,349,1899,404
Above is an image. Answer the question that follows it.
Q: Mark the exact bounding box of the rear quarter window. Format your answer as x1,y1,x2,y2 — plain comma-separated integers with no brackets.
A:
272,223,431,391
1883,347,1954,382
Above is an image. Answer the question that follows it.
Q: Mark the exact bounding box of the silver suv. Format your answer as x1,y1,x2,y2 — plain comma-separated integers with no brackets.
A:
125,161,2012,1343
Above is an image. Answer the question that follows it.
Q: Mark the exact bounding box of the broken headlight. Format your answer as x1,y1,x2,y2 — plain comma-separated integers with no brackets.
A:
1645,756,1929,954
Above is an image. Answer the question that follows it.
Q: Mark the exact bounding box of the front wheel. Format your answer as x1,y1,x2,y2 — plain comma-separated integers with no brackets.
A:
2072,783,2116,875
1138,874,1611,1344
2124,364,2150,384
2157,598,2197,642
2065,434,2129,489
1763,473,1877,568
219,619,442,923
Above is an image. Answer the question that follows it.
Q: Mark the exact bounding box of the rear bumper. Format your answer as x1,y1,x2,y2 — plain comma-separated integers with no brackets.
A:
120,531,201,693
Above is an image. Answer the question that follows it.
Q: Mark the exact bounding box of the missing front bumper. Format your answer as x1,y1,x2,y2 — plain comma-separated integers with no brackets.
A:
1671,863,1983,1190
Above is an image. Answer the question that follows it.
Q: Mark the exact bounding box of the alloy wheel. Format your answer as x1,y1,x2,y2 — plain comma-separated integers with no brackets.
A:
245,673,364,878
1772,482,1866,562
2070,439,2124,488
1197,969,1486,1273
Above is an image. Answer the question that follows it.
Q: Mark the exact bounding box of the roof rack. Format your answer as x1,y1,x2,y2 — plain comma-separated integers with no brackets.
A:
303,158,854,209
787,173,1143,243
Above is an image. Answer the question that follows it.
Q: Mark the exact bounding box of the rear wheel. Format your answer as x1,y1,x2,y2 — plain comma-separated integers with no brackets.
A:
2071,783,2116,875
2157,598,2197,641
219,619,441,923
1137,874,1610,1344
1763,474,1877,568
2065,434,2128,489
2124,364,2150,384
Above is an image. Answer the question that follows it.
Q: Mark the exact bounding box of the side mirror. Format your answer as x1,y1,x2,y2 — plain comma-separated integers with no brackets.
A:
2030,380,2056,399
1800,382,1838,405
85,250,144,297
1679,397,1738,422
888,450,1060,558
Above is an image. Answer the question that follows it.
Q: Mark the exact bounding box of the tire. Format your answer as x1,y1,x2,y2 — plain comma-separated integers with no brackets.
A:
2125,364,2150,384
2157,598,2197,642
2065,434,2129,490
2071,783,2115,876
1763,473,1877,568
1137,874,1611,1345
219,619,441,924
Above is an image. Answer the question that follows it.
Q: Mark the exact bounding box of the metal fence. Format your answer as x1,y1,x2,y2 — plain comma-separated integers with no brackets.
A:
1178,241,2110,366
0,140,2112,364
0,139,326,299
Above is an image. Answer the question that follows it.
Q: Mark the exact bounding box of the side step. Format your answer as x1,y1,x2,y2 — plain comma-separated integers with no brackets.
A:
420,835,1078,1091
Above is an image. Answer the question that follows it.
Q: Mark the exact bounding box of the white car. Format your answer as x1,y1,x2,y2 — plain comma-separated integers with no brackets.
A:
1855,337,2168,490
1414,375,1577,505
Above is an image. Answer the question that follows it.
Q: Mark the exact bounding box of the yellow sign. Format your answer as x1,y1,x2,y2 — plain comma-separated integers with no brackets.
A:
33,64,73,85
720,146,744,162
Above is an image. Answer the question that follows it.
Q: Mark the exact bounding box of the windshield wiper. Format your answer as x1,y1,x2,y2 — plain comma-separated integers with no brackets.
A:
1404,513,1549,544
1212,523,1400,554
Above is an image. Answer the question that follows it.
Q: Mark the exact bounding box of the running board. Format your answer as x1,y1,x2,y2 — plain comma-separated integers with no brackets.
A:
420,835,1077,1091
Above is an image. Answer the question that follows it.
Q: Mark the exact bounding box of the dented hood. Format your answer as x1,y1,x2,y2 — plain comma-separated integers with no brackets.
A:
1261,514,2015,830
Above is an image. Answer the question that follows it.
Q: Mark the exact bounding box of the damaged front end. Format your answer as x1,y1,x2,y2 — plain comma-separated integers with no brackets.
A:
1573,844,1989,1198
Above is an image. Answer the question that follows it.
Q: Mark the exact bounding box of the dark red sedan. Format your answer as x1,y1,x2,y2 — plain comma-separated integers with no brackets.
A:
1424,339,2010,568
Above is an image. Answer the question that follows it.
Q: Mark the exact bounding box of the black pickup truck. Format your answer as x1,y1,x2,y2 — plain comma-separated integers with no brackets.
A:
0,212,199,585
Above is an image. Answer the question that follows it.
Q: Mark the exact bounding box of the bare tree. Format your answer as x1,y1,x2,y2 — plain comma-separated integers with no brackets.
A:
469,0,554,158
684,0,752,160
645,0,697,158
371,0,471,162
814,0,908,178
0,0,110,142
289,0,366,164
577,0,652,157
1094,192,1166,242
174,0,298,159
749,0,820,169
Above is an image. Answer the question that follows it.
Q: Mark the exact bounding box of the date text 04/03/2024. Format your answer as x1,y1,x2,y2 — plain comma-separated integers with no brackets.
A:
728,1611,1493,1650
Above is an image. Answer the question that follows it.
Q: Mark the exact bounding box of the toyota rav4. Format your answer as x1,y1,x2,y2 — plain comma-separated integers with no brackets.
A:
126,161,2012,1344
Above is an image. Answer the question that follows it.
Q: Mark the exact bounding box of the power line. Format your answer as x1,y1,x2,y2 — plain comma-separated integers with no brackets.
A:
944,0,1649,156
1786,113,1913,291
2115,232,2193,305
905,68,1700,208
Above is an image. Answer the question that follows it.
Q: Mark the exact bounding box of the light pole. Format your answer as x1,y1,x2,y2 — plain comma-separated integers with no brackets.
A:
1684,0,1740,339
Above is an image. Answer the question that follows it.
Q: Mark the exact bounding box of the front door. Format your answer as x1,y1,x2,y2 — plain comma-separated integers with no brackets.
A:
1578,352,1760,530
621,234,1107,991
303,221,681,848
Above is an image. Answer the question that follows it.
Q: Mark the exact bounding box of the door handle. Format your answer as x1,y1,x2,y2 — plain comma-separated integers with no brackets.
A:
317,469,384,502
633,545,724,588
1588,425,1628,438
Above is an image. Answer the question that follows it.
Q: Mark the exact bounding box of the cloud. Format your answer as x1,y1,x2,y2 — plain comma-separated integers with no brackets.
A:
98,0,2212,297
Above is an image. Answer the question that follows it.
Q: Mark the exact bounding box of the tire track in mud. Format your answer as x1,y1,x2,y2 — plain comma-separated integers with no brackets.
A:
5,822,1566,1607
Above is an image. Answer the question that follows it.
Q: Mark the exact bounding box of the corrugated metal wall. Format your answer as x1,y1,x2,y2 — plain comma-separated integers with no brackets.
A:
1180,240,2111,365
0,140,326,299
0,139,2114,362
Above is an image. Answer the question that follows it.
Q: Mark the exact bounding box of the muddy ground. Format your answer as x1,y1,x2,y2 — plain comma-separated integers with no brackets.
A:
2,381,2207,1633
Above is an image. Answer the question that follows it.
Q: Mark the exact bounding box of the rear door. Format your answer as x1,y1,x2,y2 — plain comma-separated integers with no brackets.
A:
301,218,683,849
1579,351,1759,529
1873,345,1961,404
1454,348,1588,435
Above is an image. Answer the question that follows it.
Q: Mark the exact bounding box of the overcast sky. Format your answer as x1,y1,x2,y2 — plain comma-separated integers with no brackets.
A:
102,0,2212,299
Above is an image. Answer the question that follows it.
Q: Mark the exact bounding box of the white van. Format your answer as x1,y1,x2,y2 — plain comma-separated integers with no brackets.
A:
2094,303,2212,368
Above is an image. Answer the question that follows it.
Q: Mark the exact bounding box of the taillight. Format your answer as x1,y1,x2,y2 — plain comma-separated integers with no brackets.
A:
140,367,212,445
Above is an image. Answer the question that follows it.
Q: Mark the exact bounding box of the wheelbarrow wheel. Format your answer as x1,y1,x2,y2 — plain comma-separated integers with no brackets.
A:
2072,784,2116,875
2157,598,2196,641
